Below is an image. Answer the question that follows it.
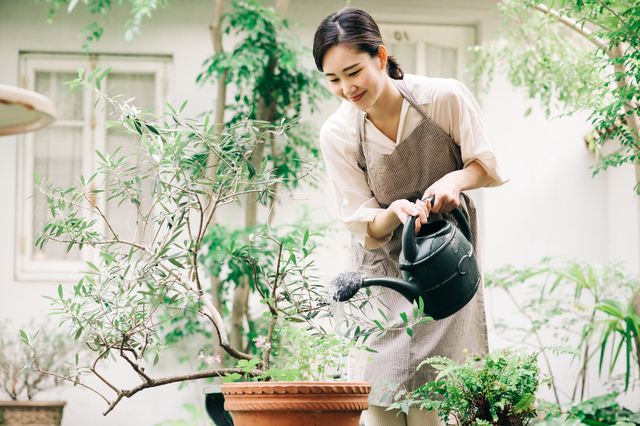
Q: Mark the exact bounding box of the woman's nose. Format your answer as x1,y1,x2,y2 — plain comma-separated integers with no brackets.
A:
342,81,356,96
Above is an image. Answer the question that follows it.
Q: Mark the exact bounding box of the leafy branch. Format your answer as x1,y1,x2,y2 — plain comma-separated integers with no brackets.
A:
24,68,321,415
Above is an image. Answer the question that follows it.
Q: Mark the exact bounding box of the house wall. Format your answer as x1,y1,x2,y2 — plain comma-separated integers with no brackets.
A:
0,0,638,424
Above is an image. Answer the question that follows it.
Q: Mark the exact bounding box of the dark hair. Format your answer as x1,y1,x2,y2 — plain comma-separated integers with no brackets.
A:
313,7,404,80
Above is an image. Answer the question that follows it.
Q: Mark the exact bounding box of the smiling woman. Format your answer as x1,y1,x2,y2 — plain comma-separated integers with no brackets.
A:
313,7,509,426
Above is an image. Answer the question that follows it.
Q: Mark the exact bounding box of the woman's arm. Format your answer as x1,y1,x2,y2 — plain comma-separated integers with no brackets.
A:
366,160,491,238
424,161,492,214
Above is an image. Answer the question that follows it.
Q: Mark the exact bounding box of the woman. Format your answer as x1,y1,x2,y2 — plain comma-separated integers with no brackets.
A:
313,7,509,426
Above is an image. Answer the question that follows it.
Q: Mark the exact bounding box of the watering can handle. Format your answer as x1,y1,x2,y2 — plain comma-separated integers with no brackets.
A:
402,196,473,263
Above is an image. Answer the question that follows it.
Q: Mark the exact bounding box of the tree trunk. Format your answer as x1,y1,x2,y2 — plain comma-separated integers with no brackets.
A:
207,0,228,364
230,275,251,350
228,1,288,350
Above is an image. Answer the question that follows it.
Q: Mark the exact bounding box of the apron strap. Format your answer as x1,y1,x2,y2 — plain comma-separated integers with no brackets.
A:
355,109,366,145
355,79,428,144
391,79,428,120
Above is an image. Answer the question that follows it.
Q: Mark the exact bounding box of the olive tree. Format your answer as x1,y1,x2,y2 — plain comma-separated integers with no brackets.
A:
22,70,329,415
37,0,329,361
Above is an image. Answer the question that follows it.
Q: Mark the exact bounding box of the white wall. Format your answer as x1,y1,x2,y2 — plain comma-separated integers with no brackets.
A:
1,0,639,424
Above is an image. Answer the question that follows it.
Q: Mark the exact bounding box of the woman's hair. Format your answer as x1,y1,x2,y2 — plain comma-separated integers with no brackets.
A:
313,7,404,80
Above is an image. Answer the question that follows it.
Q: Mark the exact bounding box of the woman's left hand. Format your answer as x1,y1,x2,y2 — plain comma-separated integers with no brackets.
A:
423,162,493,214
423,174,461,214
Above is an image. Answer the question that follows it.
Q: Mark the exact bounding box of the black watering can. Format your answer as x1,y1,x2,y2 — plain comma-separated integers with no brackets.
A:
330,196,480,320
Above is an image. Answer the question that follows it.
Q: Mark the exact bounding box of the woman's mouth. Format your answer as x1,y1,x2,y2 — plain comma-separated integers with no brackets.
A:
349,91,365,103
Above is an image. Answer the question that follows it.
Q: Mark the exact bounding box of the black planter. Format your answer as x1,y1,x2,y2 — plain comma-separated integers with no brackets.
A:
203,385,234,426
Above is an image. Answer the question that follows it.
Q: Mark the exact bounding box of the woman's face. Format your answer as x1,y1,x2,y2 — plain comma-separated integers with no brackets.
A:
322,44,387,111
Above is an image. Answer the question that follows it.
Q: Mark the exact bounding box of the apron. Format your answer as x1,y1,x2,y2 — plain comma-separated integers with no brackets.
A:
349,79,489,406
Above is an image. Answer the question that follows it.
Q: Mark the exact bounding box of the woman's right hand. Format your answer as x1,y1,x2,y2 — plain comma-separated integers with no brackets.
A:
389,199,429,234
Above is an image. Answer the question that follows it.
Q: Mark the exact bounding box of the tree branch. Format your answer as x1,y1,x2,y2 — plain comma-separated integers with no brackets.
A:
532,3,607,52
102,367,264,416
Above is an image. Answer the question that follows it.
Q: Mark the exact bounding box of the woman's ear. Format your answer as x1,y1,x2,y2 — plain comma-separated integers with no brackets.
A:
377,45,388,71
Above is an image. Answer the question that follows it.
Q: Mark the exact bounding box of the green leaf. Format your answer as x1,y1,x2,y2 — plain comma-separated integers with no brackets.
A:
377,308,388,322
87,67,102,84
414,318,433,326
58,284,63,299
247,161,256,178
146,124,160,135
373,319,384,331
97,67,112,83
167,258,183,268
86,262,99,272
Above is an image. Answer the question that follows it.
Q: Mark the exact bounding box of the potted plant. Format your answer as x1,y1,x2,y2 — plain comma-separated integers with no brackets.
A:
0,321,82,426
201,324,369,426
21,68,369,422
380,347,576,426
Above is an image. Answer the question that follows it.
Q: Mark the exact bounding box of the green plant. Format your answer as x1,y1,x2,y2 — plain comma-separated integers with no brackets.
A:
0,321,83,400
383,347,575,426
221,324,361,383
467,0,640,193
486,258,640,399
158,215,332,369
539,393,640,426
38,0,331,360
20,68,331,415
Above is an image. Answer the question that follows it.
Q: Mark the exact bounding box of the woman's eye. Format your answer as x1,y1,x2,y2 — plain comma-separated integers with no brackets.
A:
349,70,360,77
329,78,339,83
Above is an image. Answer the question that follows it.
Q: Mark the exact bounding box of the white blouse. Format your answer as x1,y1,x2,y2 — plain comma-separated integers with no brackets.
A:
319,74,509,250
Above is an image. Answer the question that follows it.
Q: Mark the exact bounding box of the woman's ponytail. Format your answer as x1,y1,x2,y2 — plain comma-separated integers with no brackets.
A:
386,56,404,80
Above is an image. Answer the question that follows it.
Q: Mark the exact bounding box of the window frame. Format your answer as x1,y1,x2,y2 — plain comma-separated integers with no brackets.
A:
378,23,476,82
16,53,172,283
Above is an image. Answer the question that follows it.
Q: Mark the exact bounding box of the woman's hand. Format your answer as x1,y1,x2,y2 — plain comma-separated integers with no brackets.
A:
423,174,461,214
423,162,492,214
366,198,430,239
389,199,430,234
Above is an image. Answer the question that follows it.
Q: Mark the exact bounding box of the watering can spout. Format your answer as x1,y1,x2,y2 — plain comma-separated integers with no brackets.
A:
361,276,425,306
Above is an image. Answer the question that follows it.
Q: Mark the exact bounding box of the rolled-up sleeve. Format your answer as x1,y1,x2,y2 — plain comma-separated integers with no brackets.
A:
435,80,509,187
320,114,393,249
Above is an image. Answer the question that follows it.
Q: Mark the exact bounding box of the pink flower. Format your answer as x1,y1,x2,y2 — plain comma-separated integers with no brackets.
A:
255,335,271,350
198,351,221,367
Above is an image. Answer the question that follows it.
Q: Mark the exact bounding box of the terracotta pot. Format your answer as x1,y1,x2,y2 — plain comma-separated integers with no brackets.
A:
221,382,370,426
0,401,66,426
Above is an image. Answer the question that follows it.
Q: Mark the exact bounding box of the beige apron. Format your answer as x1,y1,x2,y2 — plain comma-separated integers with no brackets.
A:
349,79,489,406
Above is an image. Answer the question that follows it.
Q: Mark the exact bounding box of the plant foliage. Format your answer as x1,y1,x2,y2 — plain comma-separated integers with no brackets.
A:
468,0,640,192
22,68,324,415
539,392,640,426
37,0,168,50
384,347,575,426
486,258,640,397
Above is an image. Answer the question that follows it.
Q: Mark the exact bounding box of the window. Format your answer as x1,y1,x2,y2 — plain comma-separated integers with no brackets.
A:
16,53,172,282
378,23,476,81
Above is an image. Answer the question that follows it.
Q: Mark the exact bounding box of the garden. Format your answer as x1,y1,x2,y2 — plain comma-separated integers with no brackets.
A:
0,0,638,425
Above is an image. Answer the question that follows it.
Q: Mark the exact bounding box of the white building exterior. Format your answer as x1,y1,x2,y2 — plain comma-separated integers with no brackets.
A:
0,0,638,424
